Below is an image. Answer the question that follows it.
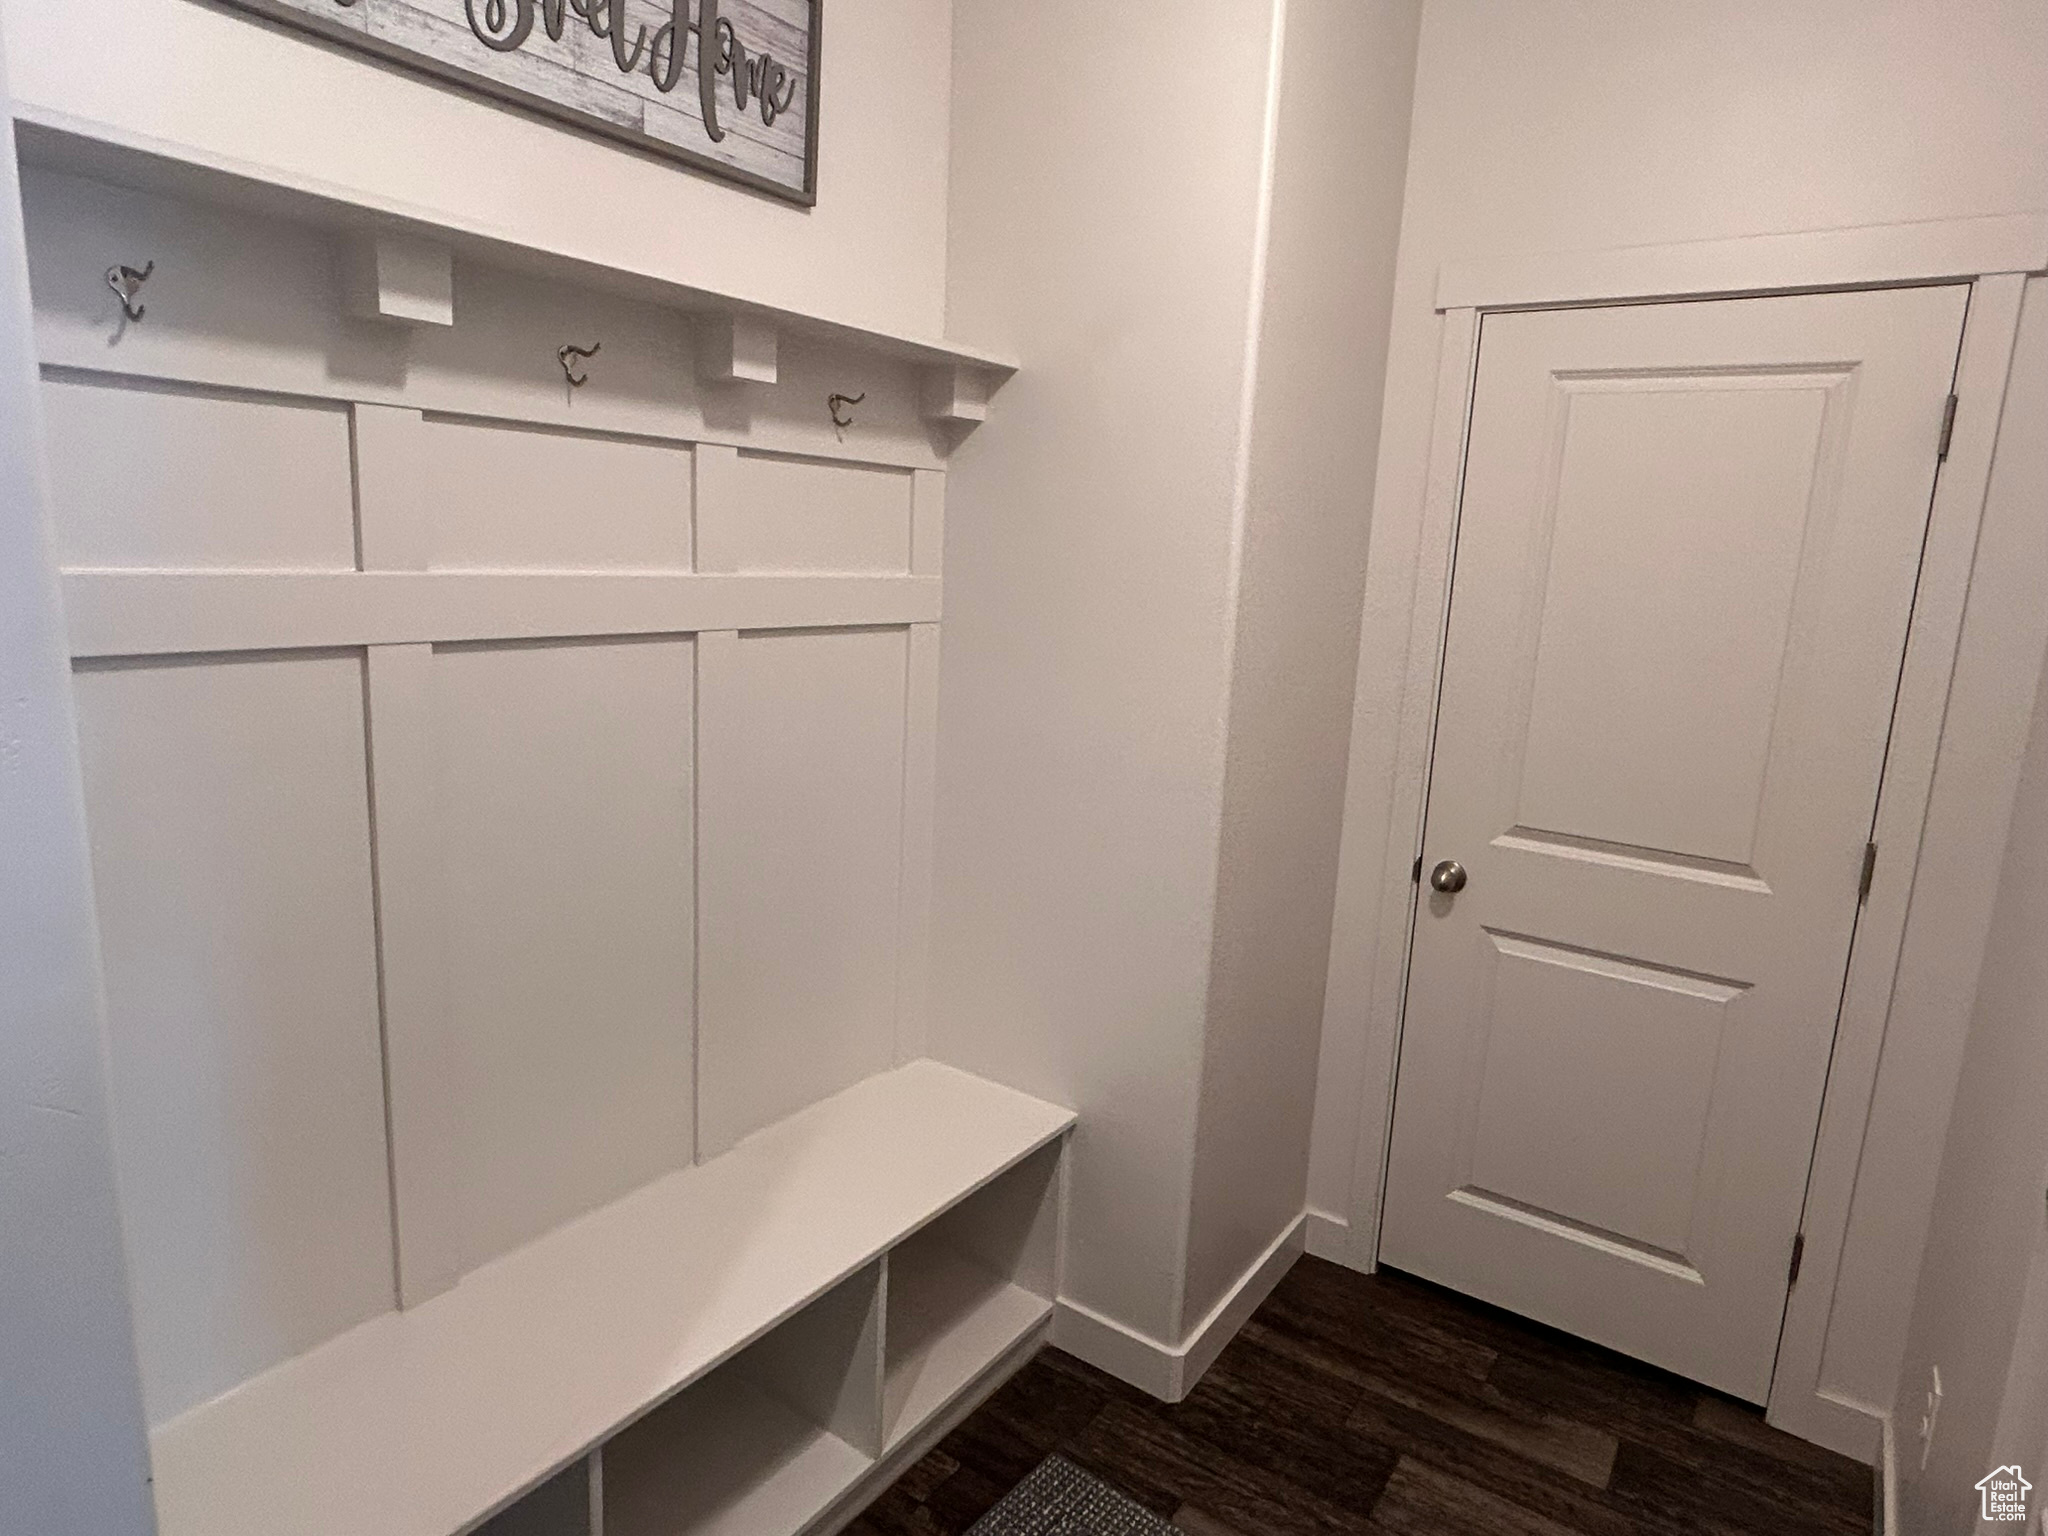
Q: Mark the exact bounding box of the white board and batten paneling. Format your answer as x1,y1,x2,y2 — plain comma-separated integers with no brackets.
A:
702,448,919,574
71,651,397,1425
30,160,1054,1536
434,634,698,1270
42,375,360,570
400,414,699,571
697,624,910,1154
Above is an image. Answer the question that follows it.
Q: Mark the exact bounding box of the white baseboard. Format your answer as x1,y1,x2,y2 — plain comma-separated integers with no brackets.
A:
1179,1216,1307,1390
1054,1215,1890,1512
1049,1294,1178,1399
1305,1209,1353,1264
1769,1383,1886,1465
1052,1215,1307,1403
1877,1410,1897,1535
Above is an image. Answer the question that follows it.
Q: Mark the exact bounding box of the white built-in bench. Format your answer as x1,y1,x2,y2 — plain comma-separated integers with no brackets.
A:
151,1063,1072,1536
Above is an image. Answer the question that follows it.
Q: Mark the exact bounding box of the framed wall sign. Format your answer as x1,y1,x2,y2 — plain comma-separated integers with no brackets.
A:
215,0,823,205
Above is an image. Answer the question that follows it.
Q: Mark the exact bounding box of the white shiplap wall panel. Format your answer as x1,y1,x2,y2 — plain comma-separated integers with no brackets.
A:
432,636,696,1270
696,627,909,1156
71,653,394,1425
41,375,356,569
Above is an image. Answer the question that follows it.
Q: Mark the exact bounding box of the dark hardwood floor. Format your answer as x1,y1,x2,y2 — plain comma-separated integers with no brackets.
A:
852,1256,1873,1536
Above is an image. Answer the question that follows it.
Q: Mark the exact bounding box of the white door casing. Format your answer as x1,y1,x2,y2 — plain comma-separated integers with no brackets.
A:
1380,286,1969,1402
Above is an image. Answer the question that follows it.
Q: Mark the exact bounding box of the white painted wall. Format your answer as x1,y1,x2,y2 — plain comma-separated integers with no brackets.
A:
1182,0,1419,1336
1311,0,2048,1428
0,36,157,1533
1893,279,2048,1535
0,0,951,339
935,0,1278,1349
936,0,1419,1366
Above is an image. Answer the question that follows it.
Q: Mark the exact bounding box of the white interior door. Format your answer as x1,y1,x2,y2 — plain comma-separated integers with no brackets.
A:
1381,285,1969,1402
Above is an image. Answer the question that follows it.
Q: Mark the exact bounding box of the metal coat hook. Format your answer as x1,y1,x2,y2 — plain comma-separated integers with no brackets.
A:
106,260,154,322
558,342,601,388
828,391,865,436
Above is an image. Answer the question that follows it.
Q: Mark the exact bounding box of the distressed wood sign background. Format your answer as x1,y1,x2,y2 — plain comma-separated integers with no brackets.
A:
216,0,822,204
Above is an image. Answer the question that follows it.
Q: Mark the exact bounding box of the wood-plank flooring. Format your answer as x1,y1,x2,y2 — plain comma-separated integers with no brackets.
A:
852,1257,1873,1536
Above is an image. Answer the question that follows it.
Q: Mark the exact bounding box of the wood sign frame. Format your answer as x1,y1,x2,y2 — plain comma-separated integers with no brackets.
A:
213,0,823,206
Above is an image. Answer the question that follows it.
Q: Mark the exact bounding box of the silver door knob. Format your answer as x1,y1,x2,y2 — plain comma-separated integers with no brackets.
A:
1429,860,1468,894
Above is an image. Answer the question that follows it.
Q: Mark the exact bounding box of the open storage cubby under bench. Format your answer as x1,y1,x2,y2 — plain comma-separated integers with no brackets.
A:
599,1264,883,1536
152,1062,1072,1536
884,1143,1062,1449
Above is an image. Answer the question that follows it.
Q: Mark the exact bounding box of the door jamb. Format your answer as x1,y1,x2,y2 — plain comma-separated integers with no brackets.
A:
1317,215,2048,1461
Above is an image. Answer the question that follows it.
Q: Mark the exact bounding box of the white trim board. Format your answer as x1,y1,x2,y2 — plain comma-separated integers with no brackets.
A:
1304,1210,1350,1264
1878,1411,1898,1536
1438,212,2048,312
1773,272,2037,1457
1052,1215,1306,1403
62,571,942,660
148,1062,1073,1536
1319,304,1483,1278
1316,219,2048,1465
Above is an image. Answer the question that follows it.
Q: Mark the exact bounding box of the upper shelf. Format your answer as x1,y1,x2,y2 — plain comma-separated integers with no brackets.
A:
10,105,1018,380
146,1060,1074,1536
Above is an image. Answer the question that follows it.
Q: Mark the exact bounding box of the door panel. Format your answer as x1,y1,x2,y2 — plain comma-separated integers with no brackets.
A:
1515,376,1830,868
1462,933,1740,1264
1382,285,1969,1401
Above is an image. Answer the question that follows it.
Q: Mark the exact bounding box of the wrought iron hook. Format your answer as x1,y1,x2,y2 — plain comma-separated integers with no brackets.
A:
828,391,865,434
105,260,154,323
558,342,601,388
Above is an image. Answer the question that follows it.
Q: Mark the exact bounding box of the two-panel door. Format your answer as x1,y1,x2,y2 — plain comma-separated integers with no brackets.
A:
1382,285,1969,1401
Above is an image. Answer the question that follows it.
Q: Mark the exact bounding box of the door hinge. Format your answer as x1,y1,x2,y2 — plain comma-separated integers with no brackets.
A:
1789,1231,1806,1288
1859,842,1879,905
1412,855,1424,885
1938,393,1959,461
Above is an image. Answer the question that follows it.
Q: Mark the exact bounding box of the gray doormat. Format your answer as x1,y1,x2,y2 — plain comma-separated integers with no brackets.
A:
965,1456,1176,1536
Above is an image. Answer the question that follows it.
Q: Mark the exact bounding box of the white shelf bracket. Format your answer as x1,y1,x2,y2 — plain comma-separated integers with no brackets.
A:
341,233,455,327
920,364,991,425
697,314,780,385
